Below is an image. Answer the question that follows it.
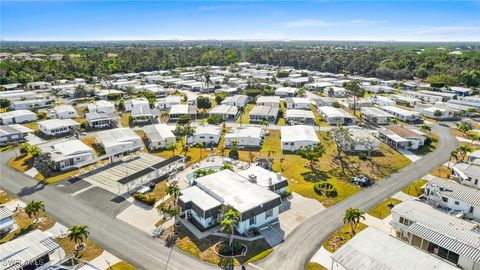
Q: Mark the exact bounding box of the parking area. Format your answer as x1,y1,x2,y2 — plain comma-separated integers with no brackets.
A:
260,192,325,246
52,177,91,194
74,186,131,217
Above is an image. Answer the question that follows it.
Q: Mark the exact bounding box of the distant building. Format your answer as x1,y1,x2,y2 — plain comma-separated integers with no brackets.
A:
281,125,319,152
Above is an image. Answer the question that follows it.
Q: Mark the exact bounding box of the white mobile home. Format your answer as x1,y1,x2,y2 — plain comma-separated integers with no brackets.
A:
221,95,250,107
87,100,115,114
281,125,319,152
49,105,78,119
169,104,197,121
285,109,315,125
0,110,36,125
360,107,393,125
249,105,279,124
378,125,426,150
38,119,80,137
381,106,421,122
85,112,113,129
256,96,280,108
187,125,222,146
318,106,356,125
208,104,238,121
224,126,263,148
286,97,310,109
40,139,95,171
144,124,176,150
275,87,297,97
421,106,455,120
369,95,395,107
97,128,143,157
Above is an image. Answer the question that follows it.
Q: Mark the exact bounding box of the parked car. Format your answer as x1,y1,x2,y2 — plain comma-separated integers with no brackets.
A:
350,175,373,187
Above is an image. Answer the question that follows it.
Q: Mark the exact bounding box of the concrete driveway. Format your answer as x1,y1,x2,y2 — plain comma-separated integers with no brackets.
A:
260,192,325,247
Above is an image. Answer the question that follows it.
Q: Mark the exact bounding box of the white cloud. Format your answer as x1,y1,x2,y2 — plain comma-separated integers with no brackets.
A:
280,19,384,28
413,26,480,35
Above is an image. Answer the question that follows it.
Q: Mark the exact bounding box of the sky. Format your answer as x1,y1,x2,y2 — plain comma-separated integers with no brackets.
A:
1,0,480,41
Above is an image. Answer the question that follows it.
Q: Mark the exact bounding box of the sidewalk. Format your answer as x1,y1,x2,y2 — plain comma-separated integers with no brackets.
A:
310,246,333,270
397,148,422,162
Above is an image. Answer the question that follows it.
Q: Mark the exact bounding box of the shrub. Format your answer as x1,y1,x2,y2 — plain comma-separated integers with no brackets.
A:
358,152,368,160
207,115,224,125
133,193,155,206
228,149,239,160
313,182,337,197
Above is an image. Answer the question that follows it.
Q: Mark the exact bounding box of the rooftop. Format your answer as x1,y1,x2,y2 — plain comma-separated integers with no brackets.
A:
281,125,319,143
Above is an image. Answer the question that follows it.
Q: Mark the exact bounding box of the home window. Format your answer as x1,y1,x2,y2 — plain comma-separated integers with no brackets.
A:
249,217,256,225
265,208,273,219
442,197,448,203
454,201,460,205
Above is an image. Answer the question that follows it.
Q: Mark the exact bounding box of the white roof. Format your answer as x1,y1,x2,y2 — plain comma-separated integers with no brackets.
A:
332,227,458,270
275,87,297,94
97,128,141,149
381,106,420,117
281,125,319,143
144,124,175,142
426,177,480,206
38,119,80,130
54,104,76,114
0,230,59,270
194,125,222,136
257,96,280,104
169,104,190,115
287,97,310,104
318,106,354,118
285,109,315,118
361,107,394,117
225,127,262,140
179,186,221,211
41,139,93,162
209,104,238,115
237,165,287,188
195,169,280,213
0,110,35,119
392,200,480,262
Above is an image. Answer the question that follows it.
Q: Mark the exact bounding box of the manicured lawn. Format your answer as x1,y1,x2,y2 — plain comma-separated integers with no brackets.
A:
57,237,103,262
310,105,329,126
151,140,210,167
21,122,39,131
0,191,15,204
110,261,137,270
411,133,439,155
35,169,81,184
120,112,131,127
0,209,56,244
368,198,402,219
236,131,410,207
323,223,368,253
8,153,34,172
307,262,328,270
237,104,254,125
167,226,272,266
402,179,428,197
431,166,452,179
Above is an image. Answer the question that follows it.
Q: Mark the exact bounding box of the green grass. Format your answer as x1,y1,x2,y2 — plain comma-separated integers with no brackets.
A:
307,262,328,270
110,261,137,270
57,237,103,262
410,133,439,155
0,191,15,204
235,131,410,207
21,122,39,131
402,179,428,197
310,104,328,126
237,104,254,124
245,248,274,263
323,223,368,253
368,198,402,219
120,112,131,127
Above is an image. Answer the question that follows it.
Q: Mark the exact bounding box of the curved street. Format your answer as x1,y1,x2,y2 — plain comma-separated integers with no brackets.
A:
256,125,458,270
0,125,457,270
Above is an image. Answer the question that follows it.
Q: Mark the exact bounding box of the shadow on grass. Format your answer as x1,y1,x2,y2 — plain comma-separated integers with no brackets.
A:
301,170,329,183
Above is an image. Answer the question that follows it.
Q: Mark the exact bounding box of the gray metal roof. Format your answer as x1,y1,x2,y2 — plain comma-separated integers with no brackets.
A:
427,177,480,206
0,206,13,220
392,200,480,262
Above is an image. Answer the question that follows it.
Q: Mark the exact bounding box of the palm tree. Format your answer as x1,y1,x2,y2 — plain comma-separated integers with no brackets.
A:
166,182,180,204
419,124,431,133
456,145,474,161
448,150,458,167
220,209,240,250
68,225,90,254
160,111,169,123
167,144,177,155
468,132,480,144
183,125,196,155
456,121,472,133
260,119,269,129
343,208,365,235
390,118,399,125
25,201,45,223
238,106,245,127
231,140,239,151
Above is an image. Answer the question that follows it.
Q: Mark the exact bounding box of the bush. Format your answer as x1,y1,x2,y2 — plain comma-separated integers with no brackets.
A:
313,182,337,197
207,115,224,125
133,193,155,205
358,152,368,160
228,149,239,160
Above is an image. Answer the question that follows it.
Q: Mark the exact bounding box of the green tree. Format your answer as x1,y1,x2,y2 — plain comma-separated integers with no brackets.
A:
343,80,365,116
220,208,240,250
176,115,192,125
25,200,45,222
19,143,31,155
0,99,11,109
456,121,472,133
196,96,212,110
459,70,480,88
343,208,365,235
297,143,326,171
433,109,443,119
456,145,474,161
68,225,90,252
419,124,431,133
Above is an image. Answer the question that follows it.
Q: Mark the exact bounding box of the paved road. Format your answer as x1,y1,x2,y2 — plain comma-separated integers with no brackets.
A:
0,151,218,270
255,125,458,270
